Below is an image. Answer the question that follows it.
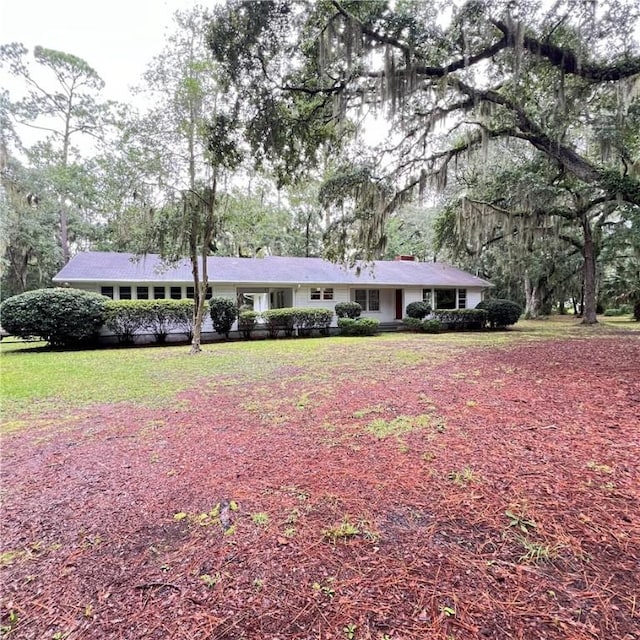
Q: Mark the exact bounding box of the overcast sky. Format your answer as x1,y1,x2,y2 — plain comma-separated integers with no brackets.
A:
1,0,203,103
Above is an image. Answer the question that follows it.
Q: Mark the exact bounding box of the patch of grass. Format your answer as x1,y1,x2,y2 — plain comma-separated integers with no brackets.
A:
447,466,477,485
251,512,270,526
586,461,614,474
518,538,561,564
323,518,360,542
365,414,434,439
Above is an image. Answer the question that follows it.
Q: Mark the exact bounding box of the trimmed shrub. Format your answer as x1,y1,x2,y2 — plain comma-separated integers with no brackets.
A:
402,317,424,332
209,297,237,338
405,301,432,319
238,310,259,339
338,317,379,336
433,308,488,331
634,299,640,321
476,299,522,329
262,308,297,337
146,299,195,343
334,301,362,319
294,307,334,336
423,318,441,333
170,299,197,341
0,287,107,347
104,300,149,345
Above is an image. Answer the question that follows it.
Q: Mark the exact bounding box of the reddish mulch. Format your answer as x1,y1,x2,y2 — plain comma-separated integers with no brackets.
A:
1,336,639,640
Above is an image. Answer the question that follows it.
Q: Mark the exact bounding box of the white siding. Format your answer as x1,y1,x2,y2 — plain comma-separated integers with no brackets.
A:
466,289,483,308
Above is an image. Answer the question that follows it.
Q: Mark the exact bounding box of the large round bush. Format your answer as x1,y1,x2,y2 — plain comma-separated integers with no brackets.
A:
405,301,432,319
0,288,108,346
476,298,522,328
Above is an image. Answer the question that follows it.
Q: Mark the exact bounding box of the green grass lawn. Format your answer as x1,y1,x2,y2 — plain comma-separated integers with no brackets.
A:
1,316,637,427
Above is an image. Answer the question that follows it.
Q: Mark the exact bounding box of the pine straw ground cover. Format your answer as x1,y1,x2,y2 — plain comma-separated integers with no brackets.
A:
1,320,639,640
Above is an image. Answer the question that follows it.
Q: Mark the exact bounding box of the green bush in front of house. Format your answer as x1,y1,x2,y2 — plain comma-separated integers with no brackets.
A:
294,307,334,336
476,299,522,328
433,308,488,330
238,310,259,339
405,301,432,319
334,301,362,319
104,300,149,345
262,308,297,337
209,297,237,338
146,299,195,343
0,287,108,347
422,318,441,333
337,317,379,336
402,317,425,332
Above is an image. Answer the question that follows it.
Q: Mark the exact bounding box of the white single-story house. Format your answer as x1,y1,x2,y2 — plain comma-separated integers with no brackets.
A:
53,252,493,337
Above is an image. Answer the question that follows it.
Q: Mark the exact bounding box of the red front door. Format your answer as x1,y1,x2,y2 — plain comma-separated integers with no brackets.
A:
395,289,403,320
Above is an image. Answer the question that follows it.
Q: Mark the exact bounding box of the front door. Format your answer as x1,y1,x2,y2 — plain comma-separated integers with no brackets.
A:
395,289,403,320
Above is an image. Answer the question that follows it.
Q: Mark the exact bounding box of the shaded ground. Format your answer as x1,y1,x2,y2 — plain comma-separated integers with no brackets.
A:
1,331,639,639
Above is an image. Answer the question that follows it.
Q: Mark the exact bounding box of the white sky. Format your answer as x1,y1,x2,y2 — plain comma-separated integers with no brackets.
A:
0,0,204,104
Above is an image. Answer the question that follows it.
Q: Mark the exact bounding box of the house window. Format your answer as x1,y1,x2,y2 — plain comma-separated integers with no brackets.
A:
153,286,166,299
137,286,149,300
458,289,467,309
310,287,333,301
186,287,195,299
170,286,182,300
435,288,456,309
205,286,212,300
119,286,132,300
422,289,432,307
101,286,114,299
355,289,380,312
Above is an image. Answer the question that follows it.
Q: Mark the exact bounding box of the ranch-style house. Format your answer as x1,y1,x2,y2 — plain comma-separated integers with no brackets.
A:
53,252,493,338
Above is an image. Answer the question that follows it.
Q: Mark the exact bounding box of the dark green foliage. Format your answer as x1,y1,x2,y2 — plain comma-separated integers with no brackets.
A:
476,299,522,328
0,288,107,347
337,317,379,336
262,308,297,337
402,317,424,331
104,300,149,345
405,301,432,319
209,297,238,338
334,301,362,319
603,307,629,317
634,300,640,321
294,307,334,336
433,309,488,331
238,310,259,339
146,299,195,343
422,319,441,334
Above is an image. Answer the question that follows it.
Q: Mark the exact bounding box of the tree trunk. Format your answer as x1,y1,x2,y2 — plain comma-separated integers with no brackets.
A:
581,215,598,325
523,271,540,319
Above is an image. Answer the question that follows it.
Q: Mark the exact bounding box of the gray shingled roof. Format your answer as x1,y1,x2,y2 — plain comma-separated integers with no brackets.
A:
53,252,493,288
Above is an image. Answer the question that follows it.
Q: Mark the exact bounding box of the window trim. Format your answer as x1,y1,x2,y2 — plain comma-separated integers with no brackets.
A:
310,287,333,302
354,288,380,312
136,286,149,300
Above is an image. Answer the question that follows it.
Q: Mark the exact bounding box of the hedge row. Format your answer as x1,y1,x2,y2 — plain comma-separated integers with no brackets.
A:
433,308,488,330
105,299,195,344
255,307,334,338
